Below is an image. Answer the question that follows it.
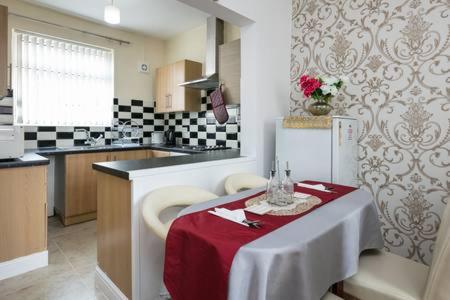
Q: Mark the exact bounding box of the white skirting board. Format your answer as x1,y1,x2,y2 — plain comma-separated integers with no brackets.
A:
0,250,48,281
95,266,129,300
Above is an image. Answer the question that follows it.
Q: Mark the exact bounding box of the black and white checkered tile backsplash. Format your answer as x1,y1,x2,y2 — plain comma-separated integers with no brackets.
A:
162,96,240,149
5,96,240,149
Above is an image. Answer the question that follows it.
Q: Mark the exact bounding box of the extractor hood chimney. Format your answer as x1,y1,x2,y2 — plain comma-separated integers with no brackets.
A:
178,17,224,90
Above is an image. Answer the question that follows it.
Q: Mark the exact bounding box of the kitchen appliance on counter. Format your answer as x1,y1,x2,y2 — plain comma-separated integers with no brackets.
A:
0,125,24,160
164,128,176,145
276,116,358,187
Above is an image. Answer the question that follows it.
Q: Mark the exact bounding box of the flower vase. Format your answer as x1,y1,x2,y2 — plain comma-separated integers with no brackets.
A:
308,101,332,116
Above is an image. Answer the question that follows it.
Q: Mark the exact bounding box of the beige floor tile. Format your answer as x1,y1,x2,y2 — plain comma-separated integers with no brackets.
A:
48,219,96,240
0,219,100,300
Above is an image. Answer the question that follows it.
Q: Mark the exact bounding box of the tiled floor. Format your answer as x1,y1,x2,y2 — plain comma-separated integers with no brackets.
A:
0,217,106,300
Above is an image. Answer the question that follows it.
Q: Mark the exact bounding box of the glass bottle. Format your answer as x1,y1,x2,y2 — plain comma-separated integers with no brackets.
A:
282,169,294,205
266,169,276,203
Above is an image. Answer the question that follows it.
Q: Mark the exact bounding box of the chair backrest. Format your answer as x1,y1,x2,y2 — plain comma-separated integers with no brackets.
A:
423,200,450,300
224,173,268,195
142,186,218,240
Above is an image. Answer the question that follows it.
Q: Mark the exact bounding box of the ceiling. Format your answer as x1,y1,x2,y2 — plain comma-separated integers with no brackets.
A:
24,0,209,39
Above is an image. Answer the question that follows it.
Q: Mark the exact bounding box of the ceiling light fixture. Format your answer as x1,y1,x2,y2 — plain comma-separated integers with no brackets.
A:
104,0,120,25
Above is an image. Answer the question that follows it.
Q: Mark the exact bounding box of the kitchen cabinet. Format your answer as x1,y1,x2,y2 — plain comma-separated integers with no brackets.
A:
60,152,110,225
0,5,8,98
55,149,182,226
219,39,241,105
110,150,148,161
155,60,202,113
0,165,47,263
56,149,160,225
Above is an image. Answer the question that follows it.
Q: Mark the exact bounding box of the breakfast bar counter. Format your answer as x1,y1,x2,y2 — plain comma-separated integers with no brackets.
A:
93,150,256,300
93,149,241,179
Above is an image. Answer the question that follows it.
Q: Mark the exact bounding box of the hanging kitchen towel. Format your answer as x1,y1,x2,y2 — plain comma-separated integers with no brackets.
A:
210,85,229,124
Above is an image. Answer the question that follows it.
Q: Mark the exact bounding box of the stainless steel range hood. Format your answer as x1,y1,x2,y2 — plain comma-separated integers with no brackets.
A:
178,17,224,90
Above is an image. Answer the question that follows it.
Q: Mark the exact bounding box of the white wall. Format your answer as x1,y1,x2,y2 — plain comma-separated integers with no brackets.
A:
0,0,166,104
165,25,206,65
178,0,292,176
165,22,240,67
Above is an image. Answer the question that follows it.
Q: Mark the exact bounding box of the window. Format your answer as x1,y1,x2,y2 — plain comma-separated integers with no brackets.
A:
12,30,114,126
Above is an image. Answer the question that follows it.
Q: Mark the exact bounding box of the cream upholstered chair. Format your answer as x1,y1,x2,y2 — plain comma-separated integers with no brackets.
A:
142,186,218,240
344,201,450,300
224,173,268,195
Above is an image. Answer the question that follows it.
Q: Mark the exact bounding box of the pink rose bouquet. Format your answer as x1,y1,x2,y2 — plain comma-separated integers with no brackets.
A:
298,74,347,103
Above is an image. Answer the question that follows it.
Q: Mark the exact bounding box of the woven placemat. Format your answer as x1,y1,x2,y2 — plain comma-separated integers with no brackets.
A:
245,194,322,216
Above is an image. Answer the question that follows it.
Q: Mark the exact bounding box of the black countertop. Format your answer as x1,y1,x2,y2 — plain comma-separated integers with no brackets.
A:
0,152,50,169
1,143,238,171
28,143,204,156
93,149,242,180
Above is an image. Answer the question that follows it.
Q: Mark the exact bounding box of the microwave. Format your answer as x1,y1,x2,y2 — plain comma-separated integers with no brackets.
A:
0,126,24,160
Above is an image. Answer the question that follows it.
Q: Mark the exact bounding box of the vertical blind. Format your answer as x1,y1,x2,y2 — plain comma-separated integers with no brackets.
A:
12,30,114,126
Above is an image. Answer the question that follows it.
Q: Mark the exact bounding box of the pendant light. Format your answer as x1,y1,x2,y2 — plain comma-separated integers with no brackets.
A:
104,0,120,25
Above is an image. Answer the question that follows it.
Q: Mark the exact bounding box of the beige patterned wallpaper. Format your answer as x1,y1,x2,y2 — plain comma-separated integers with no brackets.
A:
290,0,449,265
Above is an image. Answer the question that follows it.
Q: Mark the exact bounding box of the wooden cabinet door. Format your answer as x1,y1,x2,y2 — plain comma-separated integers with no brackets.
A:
0,166,47,262
155,60,202,113
111,150,148,161
155,65,170,113
170,61,185,112
65,152,110,218
151,150,170,158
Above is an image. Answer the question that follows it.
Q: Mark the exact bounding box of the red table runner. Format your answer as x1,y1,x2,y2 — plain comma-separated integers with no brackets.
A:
164,181,356,300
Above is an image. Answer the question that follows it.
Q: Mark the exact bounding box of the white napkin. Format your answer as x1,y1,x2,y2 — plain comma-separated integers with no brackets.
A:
208,208,249,227
245,202,273,215
296,183,331,192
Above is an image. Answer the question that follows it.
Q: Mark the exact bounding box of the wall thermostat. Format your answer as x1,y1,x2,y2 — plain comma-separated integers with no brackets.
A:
138,62,150,74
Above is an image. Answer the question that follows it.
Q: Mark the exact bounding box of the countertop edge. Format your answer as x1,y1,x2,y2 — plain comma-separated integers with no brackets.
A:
93,150,244,180
0,153,50,169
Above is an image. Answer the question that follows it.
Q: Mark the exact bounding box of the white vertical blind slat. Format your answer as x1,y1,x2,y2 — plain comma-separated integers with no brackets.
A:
12,31,114,127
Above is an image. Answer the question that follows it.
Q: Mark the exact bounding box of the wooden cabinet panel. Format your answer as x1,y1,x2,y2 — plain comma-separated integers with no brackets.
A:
97,172,132,298
64,152,110,222
155,60,202,113
0,166,47,262
0,5,7,98
111,150,148,161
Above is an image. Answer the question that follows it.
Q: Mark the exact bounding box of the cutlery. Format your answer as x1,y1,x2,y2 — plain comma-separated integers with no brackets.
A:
243,219,262,229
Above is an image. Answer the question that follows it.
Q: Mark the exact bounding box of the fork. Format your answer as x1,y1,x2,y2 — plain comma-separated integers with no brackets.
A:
243,219,262,229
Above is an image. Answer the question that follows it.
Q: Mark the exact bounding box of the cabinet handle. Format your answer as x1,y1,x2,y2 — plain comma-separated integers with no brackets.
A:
168,94,172,108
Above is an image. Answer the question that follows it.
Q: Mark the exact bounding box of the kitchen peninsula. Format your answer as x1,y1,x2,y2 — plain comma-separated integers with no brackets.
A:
92,150,256,300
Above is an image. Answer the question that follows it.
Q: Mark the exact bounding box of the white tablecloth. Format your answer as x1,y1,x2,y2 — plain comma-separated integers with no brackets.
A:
180,187,383,300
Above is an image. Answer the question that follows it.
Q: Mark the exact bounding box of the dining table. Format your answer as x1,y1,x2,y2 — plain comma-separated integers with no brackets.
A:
163,182,384,300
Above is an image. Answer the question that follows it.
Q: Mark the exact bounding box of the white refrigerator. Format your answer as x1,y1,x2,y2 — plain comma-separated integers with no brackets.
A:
275,116,358,187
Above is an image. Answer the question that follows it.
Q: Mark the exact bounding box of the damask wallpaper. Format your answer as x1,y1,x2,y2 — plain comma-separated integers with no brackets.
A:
290,0,449,265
